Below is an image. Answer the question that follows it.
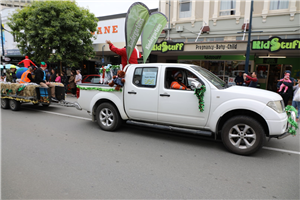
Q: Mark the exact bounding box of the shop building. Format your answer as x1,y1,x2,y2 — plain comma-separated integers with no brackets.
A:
154,0,300,89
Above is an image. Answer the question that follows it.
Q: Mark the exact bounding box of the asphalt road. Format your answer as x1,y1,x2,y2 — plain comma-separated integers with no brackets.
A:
1,96,299,199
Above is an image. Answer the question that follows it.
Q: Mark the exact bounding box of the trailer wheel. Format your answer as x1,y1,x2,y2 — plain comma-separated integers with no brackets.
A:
221,116,265,155
96,103,122,131
42,103,50,107
1,99,10,109
9,99,21,111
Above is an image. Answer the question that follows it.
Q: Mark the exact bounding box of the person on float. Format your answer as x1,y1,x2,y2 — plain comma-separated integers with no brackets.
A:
18,56,37,68
170,71,191,90
105,40,141,70
20,67,34,84
5,65,17,83
34,62,58,101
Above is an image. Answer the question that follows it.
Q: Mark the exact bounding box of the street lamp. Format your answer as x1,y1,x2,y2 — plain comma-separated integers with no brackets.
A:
244,0,254,74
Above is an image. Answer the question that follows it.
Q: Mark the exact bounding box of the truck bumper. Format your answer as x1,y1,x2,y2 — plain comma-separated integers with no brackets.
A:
267,112,296,139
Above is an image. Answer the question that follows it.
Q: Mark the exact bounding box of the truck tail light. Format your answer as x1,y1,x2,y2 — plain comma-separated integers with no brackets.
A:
76,87,80,99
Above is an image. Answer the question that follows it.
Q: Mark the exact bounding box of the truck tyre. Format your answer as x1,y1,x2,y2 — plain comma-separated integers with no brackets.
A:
1,99,10,109
96,103,122,131
9,99,21,111
221,116,265,155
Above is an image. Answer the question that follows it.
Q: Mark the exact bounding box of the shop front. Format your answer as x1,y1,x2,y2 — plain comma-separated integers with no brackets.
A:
151,41,253,86
252,36,300,92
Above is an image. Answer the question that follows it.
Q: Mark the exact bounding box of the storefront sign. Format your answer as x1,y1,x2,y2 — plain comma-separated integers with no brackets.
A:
195,44,238,50
252,37,300,52
4,49,22,56
263,58,277,64
152,41,184,53
228,77,236,86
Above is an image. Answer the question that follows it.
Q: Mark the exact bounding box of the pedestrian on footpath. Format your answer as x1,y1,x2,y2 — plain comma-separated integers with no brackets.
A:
61,71,68,94
50,68,56,82
75,70,82,85
69,71,76,97
244,72,258,88
292,79,300,121
55,72,61,83
277,70,295,106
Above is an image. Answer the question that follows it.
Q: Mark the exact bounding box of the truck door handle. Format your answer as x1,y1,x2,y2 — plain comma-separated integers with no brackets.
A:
160,94,170,97
128,91,137,94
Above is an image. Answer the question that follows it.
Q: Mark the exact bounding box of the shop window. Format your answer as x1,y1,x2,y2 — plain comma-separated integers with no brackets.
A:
173,38,186,42
236,36,247,41
206,37,224,42
188,38,204,42
133,67,158,88
259,35,270,40
219,0,236,16
286,34,300,39
270,0,289,10
179,0,191,18
250,35,258,40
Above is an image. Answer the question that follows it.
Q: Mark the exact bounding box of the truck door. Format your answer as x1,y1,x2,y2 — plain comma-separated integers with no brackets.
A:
158,67,210,128
124,66,159,122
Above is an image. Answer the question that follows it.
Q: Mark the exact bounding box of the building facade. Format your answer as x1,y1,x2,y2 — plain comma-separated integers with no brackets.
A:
156,0,300,91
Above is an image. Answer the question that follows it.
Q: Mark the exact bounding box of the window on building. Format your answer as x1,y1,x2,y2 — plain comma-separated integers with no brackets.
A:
236,36,247,41
173,38,186,42
179,0,191,18
270,0,289,10
219,0,236,16
286,34,300,39
206,37,224,42
188,38,204,42
250,35,259,40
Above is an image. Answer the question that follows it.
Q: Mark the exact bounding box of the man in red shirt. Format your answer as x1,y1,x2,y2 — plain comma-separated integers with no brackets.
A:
18,56,37,68
244,72,258,88
105,40,141,70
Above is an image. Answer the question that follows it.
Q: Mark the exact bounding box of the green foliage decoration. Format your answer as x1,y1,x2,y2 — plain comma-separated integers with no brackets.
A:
285,105,298,135
77,85,122,92
7,0,98,67
194,85,206,112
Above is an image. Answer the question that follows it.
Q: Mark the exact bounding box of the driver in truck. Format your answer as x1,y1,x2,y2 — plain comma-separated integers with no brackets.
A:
170,71,191,90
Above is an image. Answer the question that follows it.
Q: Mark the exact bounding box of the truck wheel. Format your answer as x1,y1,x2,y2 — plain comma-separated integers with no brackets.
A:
1,99,10,109
9,99,21,111
221,116,265,155
96,103,122,131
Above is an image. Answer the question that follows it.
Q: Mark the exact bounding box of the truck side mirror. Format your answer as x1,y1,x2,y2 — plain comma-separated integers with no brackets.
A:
191,81,202,90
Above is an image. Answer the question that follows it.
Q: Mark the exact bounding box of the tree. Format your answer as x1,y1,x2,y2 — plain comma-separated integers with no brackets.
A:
7,0,98,70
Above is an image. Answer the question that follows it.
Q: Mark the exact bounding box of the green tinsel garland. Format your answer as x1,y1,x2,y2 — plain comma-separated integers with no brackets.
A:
99,68,103,74
112,65,120,69
77,85,122,92
194,85,206,112
285,105,298,135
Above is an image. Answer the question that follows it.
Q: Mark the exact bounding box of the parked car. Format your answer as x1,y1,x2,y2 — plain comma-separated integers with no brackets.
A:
82,74,101,84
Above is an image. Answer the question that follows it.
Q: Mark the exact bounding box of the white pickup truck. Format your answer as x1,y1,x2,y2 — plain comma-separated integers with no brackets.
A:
76,63,291,155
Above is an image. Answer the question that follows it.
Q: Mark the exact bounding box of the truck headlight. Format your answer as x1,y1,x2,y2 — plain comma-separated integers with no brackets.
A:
267,100,285,113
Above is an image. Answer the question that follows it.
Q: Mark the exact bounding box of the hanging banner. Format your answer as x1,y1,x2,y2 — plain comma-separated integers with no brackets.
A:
125,2,150,63
141,12,167,63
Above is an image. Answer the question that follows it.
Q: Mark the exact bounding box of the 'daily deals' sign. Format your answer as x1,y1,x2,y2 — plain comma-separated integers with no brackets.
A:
252,36,300,52
152,41,184,53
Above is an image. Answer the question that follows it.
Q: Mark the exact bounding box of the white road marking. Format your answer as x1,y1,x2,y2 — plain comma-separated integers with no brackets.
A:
262,147,300,155
27,108,300,155
35,110,91,121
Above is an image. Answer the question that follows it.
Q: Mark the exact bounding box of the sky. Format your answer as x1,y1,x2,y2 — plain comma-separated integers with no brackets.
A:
75,0,160,17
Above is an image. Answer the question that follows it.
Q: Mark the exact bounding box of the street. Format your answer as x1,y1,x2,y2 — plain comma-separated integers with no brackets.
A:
1,96,300,199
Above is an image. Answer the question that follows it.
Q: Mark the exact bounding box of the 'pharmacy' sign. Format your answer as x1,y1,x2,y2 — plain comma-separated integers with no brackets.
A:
252,37,300,52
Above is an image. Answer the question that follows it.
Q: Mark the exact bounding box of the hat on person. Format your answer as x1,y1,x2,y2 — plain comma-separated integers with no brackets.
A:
285,70,291,74
76,69,81,73
10,65,16,69
25,56,28,59
40,62,47,68
174,71,182,78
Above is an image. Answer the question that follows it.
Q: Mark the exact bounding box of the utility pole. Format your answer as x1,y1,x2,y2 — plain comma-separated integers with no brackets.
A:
244,0,253,74
0,13,5,58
